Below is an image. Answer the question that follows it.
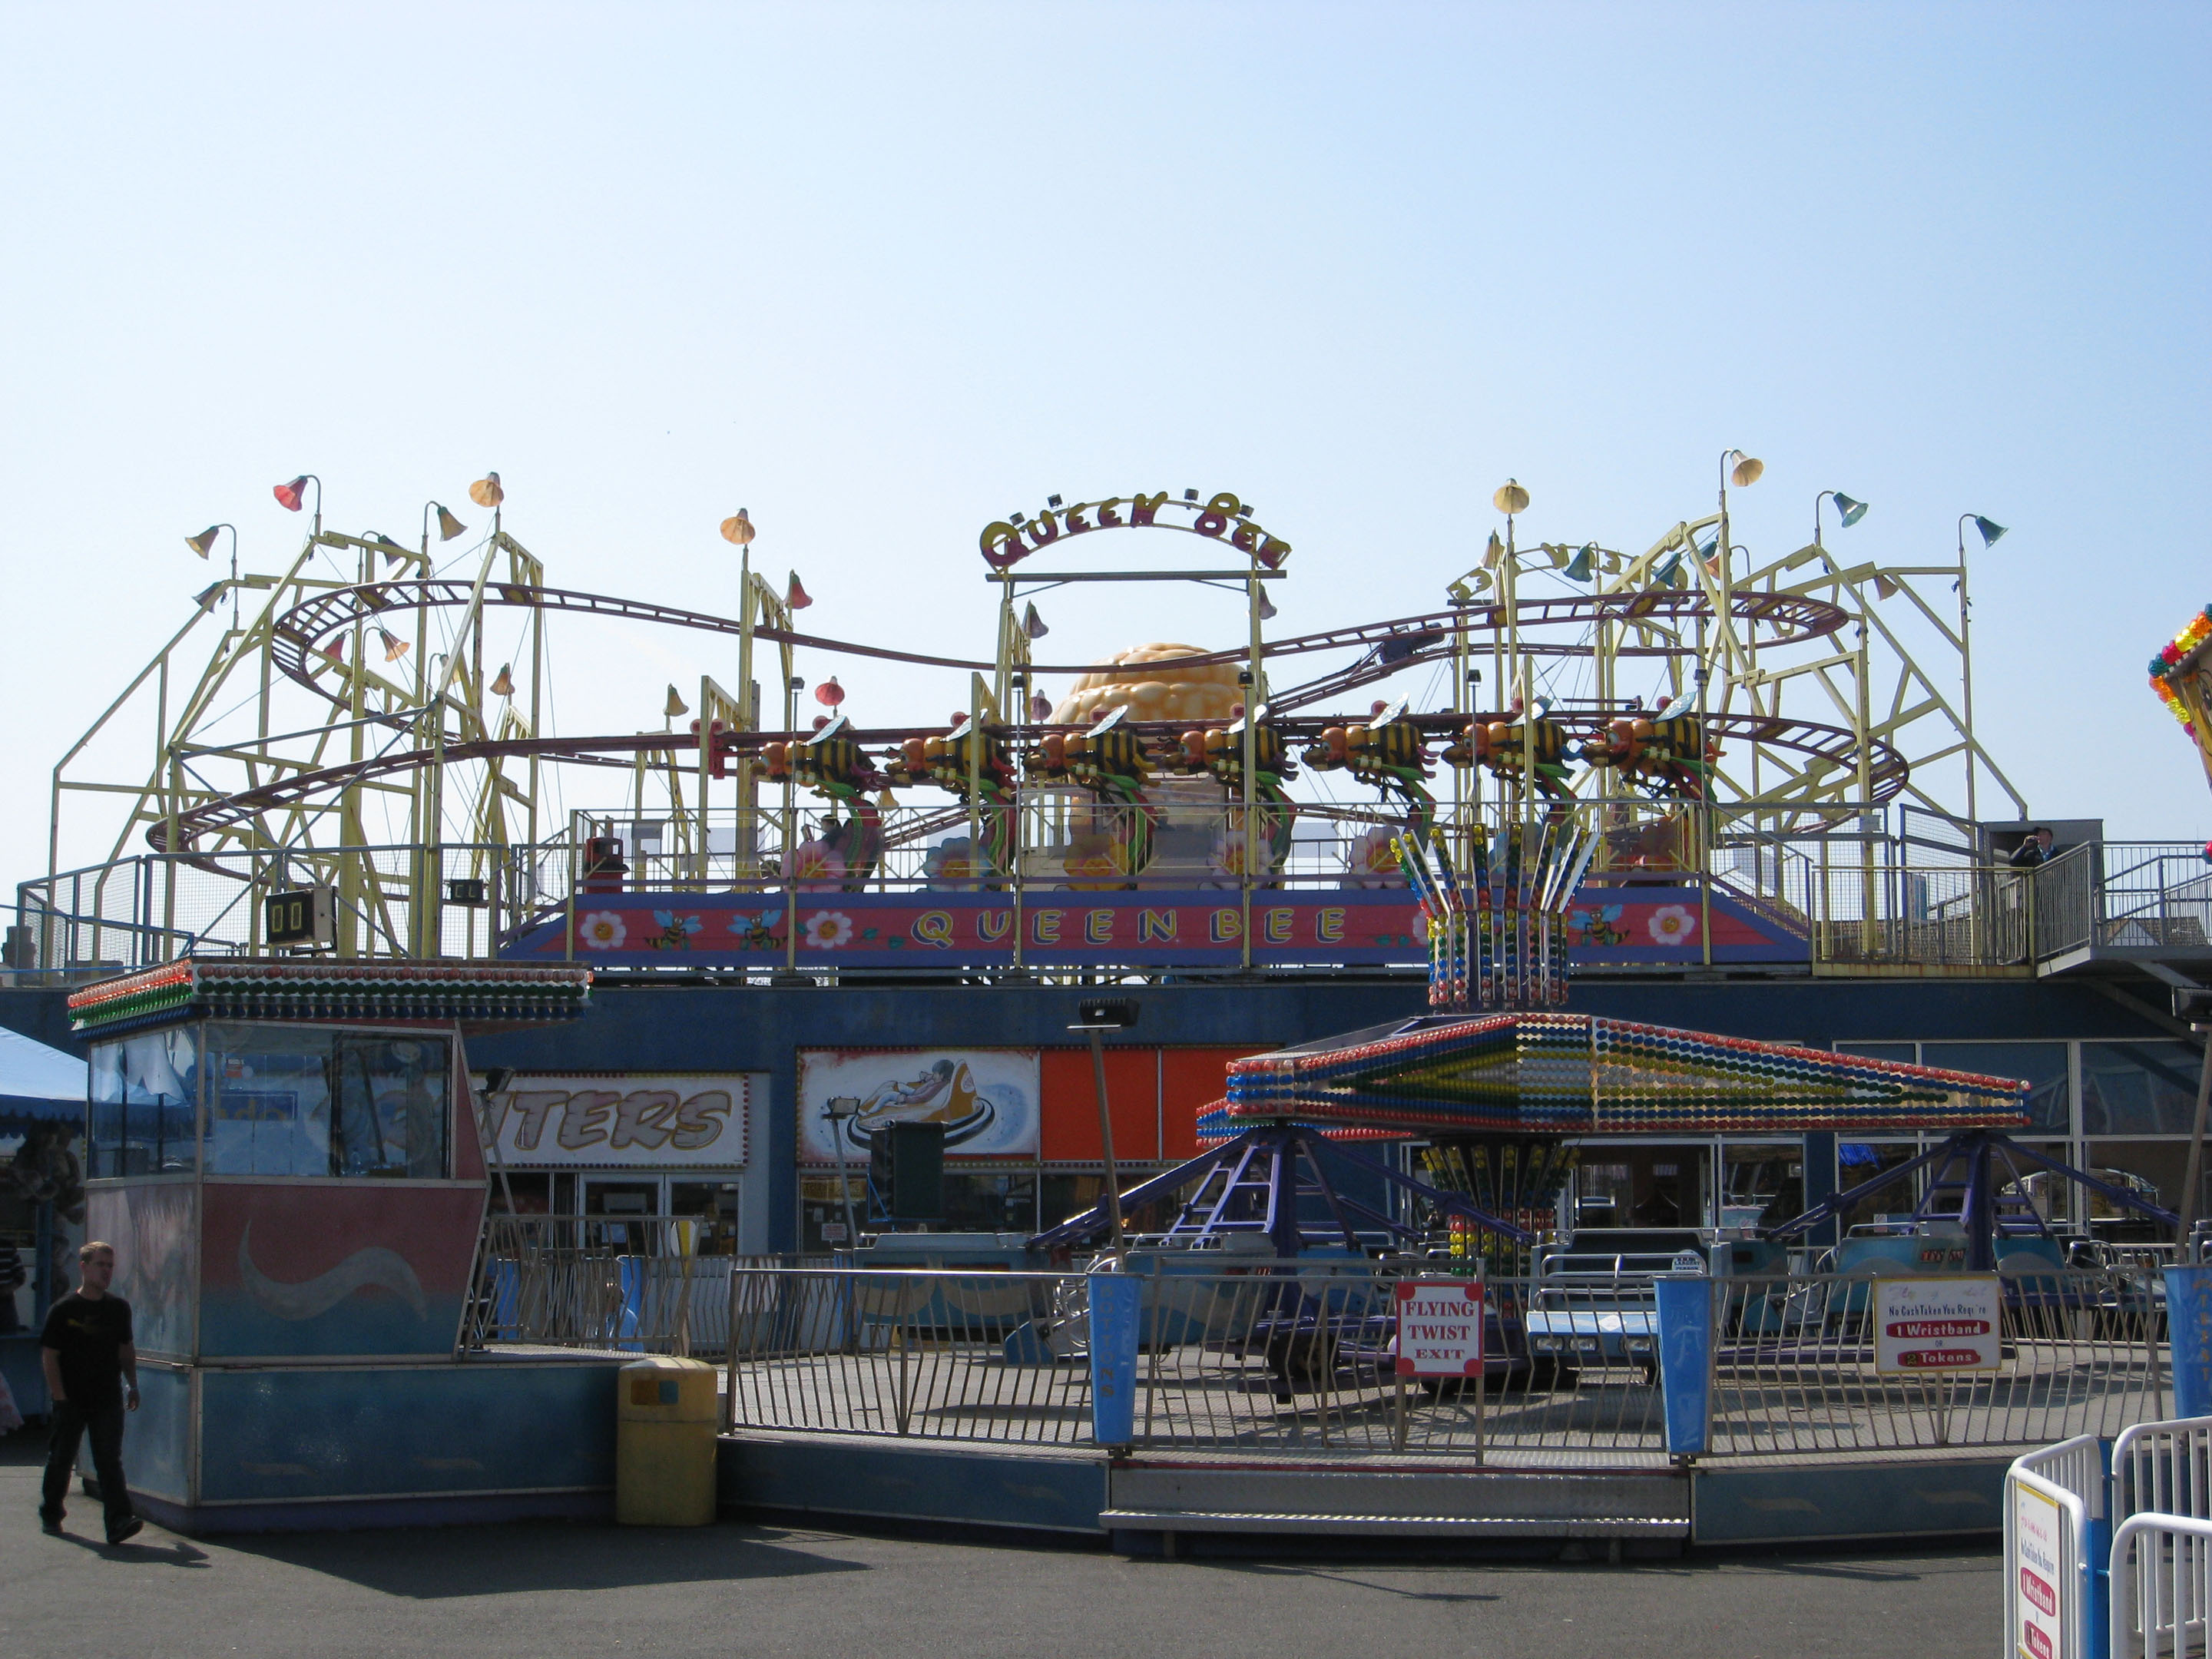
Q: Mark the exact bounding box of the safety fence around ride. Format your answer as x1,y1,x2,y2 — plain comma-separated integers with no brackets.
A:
681,1263,2172,1460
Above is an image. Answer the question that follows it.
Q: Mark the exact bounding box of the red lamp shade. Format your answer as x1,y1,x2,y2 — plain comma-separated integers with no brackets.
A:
815,677,845,708
786,572,812,611
273,476,310,512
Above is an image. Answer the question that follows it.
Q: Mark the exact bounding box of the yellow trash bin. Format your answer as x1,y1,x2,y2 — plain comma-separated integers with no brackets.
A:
616,1356,720,1526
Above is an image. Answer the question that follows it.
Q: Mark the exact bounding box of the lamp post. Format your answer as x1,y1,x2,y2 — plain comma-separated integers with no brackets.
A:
1956,514,2008,830
1069,998,1139,1256
185,522,240,630
823,1095,863,1250
1710,452,1762,959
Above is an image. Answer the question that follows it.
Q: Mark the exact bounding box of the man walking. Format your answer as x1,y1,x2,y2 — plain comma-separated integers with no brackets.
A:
39,1240,141,1545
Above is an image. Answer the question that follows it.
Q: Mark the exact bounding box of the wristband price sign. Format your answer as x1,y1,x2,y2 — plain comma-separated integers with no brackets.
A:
1873,1276,2003,1374
1393,1279,1485,1378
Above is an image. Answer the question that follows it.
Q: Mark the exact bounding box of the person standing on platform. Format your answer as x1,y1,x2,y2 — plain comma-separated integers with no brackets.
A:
2009,826,2055,869
38,1240,141,1544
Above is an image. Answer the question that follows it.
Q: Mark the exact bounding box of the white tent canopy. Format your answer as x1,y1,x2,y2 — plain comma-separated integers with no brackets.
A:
0,1023,86,1118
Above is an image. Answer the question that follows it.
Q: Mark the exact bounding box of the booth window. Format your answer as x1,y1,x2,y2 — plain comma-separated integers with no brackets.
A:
189,1025,450,1180
88,1028,199,1178
333,1035,449,1177
202,1025,334,1177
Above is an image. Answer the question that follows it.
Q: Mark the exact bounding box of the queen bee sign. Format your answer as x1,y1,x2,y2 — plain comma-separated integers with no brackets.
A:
1394,1280,1485,1378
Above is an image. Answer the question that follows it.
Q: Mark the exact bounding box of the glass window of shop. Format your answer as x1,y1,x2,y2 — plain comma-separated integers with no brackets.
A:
1572,1145,1710,1232
2084,1141,2193,1241
1920,1042,2071,1134
942,1170,1039,1235
2081,1041,2201,1137
1833,1140,1922,1230
88,1028,200,1178
1721,1142,1804,1231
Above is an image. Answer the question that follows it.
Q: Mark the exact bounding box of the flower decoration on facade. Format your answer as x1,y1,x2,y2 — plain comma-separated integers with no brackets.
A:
800,910,854,950
924,836,987,889
1344,825,1405,889
1061,826,1125,889
2147,603,2212,736
577,911,627,950
783,838,848,892
1210,827,1256,882
1647,904,1698,945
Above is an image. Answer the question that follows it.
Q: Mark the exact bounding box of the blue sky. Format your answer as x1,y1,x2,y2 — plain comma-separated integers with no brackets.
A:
2,2,2206,885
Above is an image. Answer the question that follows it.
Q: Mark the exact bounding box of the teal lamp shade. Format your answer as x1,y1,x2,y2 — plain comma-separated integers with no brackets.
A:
1654,551,1683,587
1833,492,1868,528
1972,515,2008,547
1564,543,1594,581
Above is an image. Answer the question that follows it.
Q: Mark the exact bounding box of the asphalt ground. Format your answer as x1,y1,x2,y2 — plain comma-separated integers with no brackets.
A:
2,1427,2000,1659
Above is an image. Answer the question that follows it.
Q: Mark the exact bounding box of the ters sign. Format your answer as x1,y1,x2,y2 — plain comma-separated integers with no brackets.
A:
1394,1280,1485,1378
1873,1276,2003,1374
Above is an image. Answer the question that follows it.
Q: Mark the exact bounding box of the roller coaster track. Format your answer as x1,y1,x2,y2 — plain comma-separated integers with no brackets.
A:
153,707,1904,852
266,581,1849,717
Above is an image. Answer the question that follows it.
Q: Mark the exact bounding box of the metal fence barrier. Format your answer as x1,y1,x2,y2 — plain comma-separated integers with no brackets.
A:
703,1264,2167,1462
1710,1270,2166,1456
465,1216,830,1356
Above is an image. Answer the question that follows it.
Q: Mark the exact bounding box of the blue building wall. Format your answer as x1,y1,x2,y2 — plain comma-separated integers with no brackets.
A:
3,975,2178,1252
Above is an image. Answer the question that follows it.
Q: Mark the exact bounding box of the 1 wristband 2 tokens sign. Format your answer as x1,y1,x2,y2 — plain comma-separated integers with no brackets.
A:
1873,1276,2003,1374
1394,1280,1485,1378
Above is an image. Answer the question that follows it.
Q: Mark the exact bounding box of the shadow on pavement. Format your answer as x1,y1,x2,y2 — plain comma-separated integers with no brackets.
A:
221,1520,874,1598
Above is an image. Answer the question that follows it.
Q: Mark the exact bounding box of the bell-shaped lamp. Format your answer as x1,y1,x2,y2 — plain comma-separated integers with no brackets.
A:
786,571,813,611
1833,492,1869,528
1492,479,1530,515
273,476,311,512
1564,543,1594,581
1022,601,1049,640
720,508,756,546
433,504,467,541
1729,455,1765,488
377,628,409,663
1257,591,1278,621
468,472,504,508
665,684,690,718
1028,693,1054,724
1972,515,2008,547
816,676,846,708
490,664,515,698
185,525,224,558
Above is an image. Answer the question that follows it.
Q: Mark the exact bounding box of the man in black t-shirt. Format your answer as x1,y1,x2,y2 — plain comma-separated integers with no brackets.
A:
38,1240,141,1545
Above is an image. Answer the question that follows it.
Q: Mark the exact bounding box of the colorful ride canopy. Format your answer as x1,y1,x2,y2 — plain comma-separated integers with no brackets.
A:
1221,1012,2029,1138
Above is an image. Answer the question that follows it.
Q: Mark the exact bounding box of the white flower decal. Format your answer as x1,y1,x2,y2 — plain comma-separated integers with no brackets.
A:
800,910,854,949
578,910,628,950
1647,904,1697,945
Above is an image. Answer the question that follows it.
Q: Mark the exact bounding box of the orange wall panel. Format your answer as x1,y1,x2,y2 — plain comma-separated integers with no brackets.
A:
1040,1048,1160,1162
1161,1048,1270,1160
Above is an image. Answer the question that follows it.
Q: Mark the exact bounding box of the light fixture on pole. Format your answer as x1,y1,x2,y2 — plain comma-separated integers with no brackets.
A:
720,508,756,546
186,522,241,628
1955,513,2009,830
665,684,690,720
786,571,812,611
1813,490,1869,548
272,474,323,535
1022,601,1049,641
491,664,515,698
376,628,409,663
424,502,468,562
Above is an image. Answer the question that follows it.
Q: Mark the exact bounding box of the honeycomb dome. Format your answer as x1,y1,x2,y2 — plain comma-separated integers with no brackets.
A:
1048,644,1243,727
